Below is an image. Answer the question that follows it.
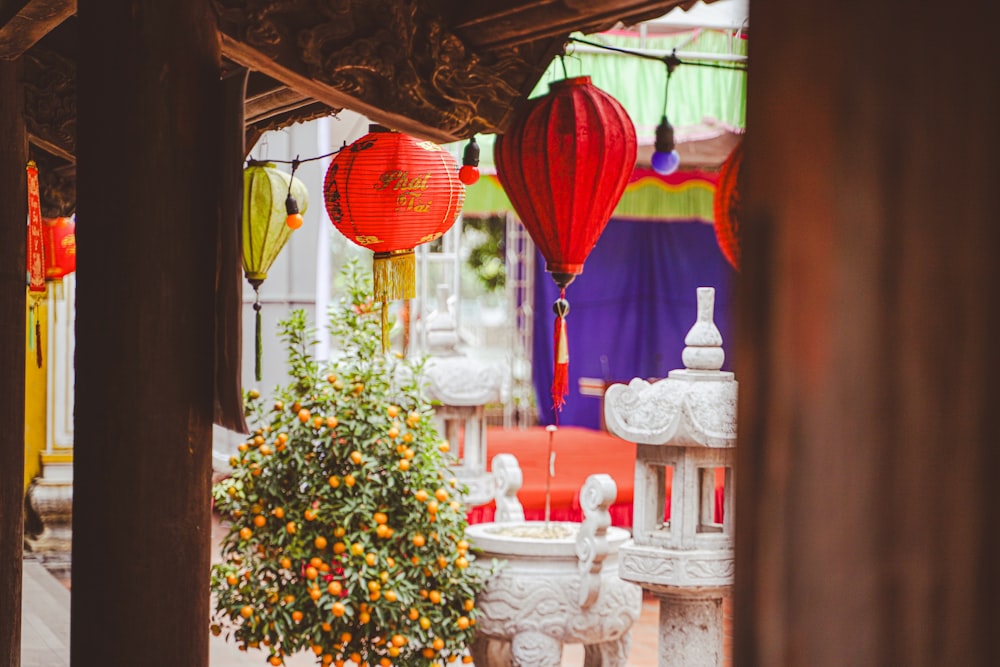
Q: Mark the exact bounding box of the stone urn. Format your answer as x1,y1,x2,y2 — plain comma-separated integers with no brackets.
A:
467,456,643,666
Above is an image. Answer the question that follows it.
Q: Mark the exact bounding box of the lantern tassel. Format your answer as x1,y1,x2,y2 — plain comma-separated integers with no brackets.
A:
380,301,390,354
552,290,570,412
252,284,262,382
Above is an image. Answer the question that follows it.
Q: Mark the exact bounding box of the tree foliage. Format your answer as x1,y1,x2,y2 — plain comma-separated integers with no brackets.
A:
211,259,488,666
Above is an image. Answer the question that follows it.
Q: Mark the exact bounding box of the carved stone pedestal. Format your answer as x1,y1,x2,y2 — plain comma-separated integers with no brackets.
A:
25,475,73,553
468,467,642,667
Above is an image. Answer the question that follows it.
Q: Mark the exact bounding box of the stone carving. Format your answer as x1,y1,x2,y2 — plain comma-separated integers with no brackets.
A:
491,453,525,522
214,0,535,137
576,473,617,608
604,377,736,447
468,465,642,666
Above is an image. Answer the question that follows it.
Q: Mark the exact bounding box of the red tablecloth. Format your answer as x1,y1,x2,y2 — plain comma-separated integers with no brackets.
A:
466,426,725,528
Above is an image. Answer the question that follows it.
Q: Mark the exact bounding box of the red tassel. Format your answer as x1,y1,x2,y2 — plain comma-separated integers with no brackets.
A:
551,290,570,411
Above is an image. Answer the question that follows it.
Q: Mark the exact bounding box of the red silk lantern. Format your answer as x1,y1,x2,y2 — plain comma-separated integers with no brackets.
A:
494,76,637,412
43,216,77,281
713,140,743,271
324,125,465,350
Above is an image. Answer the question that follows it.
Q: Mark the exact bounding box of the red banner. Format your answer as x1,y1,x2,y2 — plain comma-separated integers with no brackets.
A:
26,161,46,294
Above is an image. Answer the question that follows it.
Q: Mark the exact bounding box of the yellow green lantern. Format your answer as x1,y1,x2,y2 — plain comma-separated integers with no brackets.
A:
242,160,308,381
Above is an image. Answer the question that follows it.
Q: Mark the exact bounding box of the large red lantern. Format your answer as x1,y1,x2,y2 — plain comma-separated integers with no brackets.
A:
43,216,77,281
713,140,743,271
494,76,637,411
324,125,465,350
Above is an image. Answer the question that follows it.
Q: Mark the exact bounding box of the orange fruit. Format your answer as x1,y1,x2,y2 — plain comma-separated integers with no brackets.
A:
365,553,377,566
404,448,415,460
269,656,283,665
427,500,439,514
422,648,436,658
226,574,238,586
387,405,400,418
312,645,324,655
457,616,470,629
429,590,442,604
412,534,426,547
328,475,340,488
350,543,364,556
237,443,248,453
298,408,311,422
274,401,284,411
327,373,337,383
315,536,328,550
283,594,295,604
415,489,428,502
276,432,288,444
286,521,297,534
239,527,253,541
333,526,346,538
240,605,254,618
435,488,449,502
306,566,318,580
313,416,324,429
359,611,370,624
438,441,450,453
350,451,363,465
310,587,322,601
292,610,304,623
374,512,388,525
402,432,413,443
388,426,400,439
398,459,410,472
464,599,475,611
253,435,265,446
383,590,397,602
419,616,431,630
328,581,343,596
327,416,338,428
344,474,356,487
260,445,272,456
456,556,469,569
433,637,445,651
304,509,318,521
272,507,285,519
333,542,347,554
310,557,324,569
253,515,266,527
280,557,292,569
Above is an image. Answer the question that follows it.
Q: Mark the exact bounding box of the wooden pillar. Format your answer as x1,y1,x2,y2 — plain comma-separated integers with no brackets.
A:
72,2,221,665
0,57,27,667
735,1,1000,665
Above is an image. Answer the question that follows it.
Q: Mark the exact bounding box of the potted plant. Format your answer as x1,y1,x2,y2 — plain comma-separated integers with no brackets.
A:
211,259,489,667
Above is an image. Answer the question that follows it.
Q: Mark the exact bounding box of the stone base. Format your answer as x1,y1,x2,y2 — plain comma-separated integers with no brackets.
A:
619,540,734,589
25,477,73,554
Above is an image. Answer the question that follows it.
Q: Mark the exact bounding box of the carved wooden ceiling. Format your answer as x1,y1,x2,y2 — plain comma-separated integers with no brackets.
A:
1,0,706,214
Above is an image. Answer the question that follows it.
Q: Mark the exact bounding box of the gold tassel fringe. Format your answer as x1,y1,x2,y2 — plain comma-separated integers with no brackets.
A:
373,250,416,302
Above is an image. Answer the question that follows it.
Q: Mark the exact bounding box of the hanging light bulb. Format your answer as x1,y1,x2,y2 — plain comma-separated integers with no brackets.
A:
459,136,480,185
651,52,682,176
651,116,680,175
285,192,303,229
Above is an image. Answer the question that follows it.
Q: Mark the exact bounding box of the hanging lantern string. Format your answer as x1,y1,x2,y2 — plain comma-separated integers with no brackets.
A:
566,35,748,72
661,53,677,118
251,283,263,382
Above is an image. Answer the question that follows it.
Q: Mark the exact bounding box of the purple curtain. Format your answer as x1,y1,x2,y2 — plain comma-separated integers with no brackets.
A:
532,218,736,429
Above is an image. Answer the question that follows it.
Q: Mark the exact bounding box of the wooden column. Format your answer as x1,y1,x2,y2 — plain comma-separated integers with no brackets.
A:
0,57,27,667
735,0,1000,665
72,2,221,665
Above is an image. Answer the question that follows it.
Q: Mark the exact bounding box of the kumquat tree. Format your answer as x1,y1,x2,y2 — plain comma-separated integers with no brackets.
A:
211,259,490,667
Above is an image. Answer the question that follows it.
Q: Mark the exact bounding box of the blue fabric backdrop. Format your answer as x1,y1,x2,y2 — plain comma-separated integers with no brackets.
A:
532,218,736,428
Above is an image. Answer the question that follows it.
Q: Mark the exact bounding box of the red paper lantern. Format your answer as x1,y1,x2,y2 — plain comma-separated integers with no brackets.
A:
43,216,77,281
713,140,743,271
324,125,465,349
494,75,637,411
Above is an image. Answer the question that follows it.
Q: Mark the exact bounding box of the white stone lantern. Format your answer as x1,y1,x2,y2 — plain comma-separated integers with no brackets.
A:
603,287,737,667
423,284,506,507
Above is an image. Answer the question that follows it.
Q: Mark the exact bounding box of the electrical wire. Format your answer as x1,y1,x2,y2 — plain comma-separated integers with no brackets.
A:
567,35,748,72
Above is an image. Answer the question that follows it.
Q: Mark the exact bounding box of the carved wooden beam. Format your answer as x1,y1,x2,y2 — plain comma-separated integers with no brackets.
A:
454,0,689,50
0,0,74,59
215,0,541,142
22,46,75,158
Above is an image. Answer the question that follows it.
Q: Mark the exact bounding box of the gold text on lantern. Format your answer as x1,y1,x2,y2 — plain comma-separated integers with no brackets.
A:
375,170,430,193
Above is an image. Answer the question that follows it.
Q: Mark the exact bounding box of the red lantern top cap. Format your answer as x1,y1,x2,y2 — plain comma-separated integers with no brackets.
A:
549,76,592,91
